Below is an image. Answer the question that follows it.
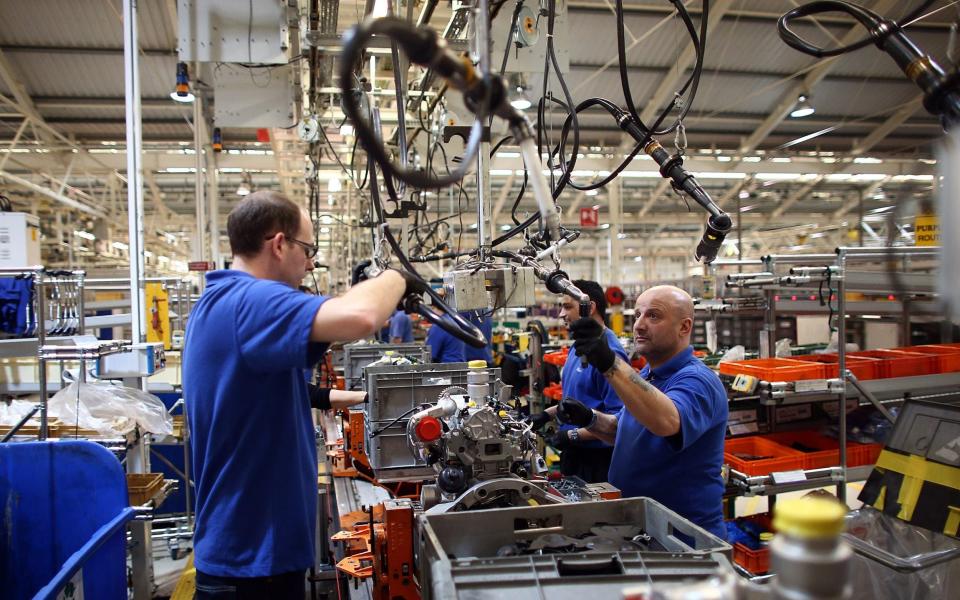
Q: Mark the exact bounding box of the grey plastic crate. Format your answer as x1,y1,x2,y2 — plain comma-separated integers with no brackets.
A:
418,497,732,600
364,362,501,422
365,418,430,474
342,342,429,390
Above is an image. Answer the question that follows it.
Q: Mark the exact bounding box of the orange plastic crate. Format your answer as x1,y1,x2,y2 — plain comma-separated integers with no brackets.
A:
730,513,773,575
542,382,563,401
763,430,883,469
894,345,960,373
790,353,881,381
543,348,569,367
848,349,939,378
724,436,806,476
719,358,827,382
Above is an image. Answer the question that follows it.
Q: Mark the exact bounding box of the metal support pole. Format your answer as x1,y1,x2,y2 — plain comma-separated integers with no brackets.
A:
124,3,153,596
192,80,207,265
477,141,492,257
837,250,848,504
761,256,776,358
37,273,48,440
124,0,146,348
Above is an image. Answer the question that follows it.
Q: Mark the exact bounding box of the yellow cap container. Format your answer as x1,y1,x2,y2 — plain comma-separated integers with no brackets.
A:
468,360,488,369
773,497,847,539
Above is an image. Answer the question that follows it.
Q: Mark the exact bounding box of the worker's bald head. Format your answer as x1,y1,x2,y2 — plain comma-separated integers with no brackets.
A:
633,285,696,368
640,285,695,321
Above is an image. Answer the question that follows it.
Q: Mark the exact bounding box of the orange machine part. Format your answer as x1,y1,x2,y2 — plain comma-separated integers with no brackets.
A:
333,500,419,600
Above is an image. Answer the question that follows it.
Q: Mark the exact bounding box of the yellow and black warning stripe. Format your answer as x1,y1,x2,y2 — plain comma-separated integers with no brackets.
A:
859,448,960,536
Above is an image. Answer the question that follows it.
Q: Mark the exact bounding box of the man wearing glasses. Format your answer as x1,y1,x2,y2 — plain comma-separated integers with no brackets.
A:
184,191,423,598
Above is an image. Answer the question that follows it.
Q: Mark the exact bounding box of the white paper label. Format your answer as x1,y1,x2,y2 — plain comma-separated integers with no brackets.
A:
771,470,807,484
729,422,759,436
794,379,829,393
56,569,84,599
424,377,452,386
728,409,758,425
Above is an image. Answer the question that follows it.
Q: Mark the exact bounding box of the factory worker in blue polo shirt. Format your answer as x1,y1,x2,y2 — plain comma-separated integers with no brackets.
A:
555,285,728,538
528,280,625,483
462,310,493,365
388,309,413,343
426,315,466,363
184,191,425,598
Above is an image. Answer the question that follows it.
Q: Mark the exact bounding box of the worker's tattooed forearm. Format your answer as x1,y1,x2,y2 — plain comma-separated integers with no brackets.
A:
626,369,657,394
604,359,657,394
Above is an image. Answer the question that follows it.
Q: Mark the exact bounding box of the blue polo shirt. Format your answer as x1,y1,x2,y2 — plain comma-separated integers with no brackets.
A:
609,346,728,538
184,270,329,577
559,328,627,448
388,310,413,342
462,311,493,365
426,318,466,363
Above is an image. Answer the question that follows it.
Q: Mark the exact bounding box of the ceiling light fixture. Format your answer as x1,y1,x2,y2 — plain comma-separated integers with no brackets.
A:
236,172,253,196
790,94,815,118
509,74,532,110
170,62,195,103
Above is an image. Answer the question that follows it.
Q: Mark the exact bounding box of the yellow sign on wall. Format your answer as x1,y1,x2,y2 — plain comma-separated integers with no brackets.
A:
145,283,171,349
915,214,940,246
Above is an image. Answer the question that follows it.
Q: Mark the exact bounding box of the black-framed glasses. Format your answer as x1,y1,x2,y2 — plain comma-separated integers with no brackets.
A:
264,234,319,259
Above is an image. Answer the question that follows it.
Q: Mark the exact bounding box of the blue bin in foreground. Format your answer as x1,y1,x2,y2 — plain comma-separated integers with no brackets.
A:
0,440,134,600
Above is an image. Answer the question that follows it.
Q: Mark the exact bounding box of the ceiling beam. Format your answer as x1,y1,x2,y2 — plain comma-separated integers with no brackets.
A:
637,179,672,217
769,175,825,220
638,0,736,125
851,96,924,155
737,0,899,155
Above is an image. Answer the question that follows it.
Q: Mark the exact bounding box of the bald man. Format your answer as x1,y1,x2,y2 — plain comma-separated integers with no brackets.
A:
558,285,728,538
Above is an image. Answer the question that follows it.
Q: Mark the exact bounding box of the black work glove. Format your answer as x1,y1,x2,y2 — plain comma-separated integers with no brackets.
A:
527,411,554,433
570,317,616,373
556,397,596,429
548,429,572,451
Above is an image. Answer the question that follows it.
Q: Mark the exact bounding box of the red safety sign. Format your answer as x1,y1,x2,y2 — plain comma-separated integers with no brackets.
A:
188,261,214,272
579,206,599,228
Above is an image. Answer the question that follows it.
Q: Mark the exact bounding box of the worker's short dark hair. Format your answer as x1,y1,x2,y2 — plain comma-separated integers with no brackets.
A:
571,279,607,324
227,190,303,257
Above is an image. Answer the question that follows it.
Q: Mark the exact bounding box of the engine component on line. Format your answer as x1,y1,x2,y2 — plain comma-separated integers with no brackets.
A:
406,365,546,508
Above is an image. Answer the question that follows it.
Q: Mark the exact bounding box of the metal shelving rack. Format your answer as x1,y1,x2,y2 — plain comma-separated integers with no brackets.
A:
0,267,91,439
723,246,950,503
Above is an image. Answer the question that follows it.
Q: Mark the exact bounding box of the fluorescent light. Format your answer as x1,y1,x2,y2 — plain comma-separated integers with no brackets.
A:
633,256,643,262
73,230,95,241
112,241,128,251
771,157,792,163
585,189,599,196
371,0,389,17
496,152,520,158
169,90,195,103
743,156,761,163
510,97,532,110
500,224,511,230
321,215,333,224
328,177,342,192
739,190,750,199
339,124,354,137
320,227,330,233
162,167,196,173
854,157,882,164
617,233,628,239
716,155,732,162
790,94,815,118
600,223,610,229
489,169,513,176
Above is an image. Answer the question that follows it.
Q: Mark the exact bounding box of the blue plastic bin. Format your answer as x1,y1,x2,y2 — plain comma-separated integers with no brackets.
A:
0,440,134,600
